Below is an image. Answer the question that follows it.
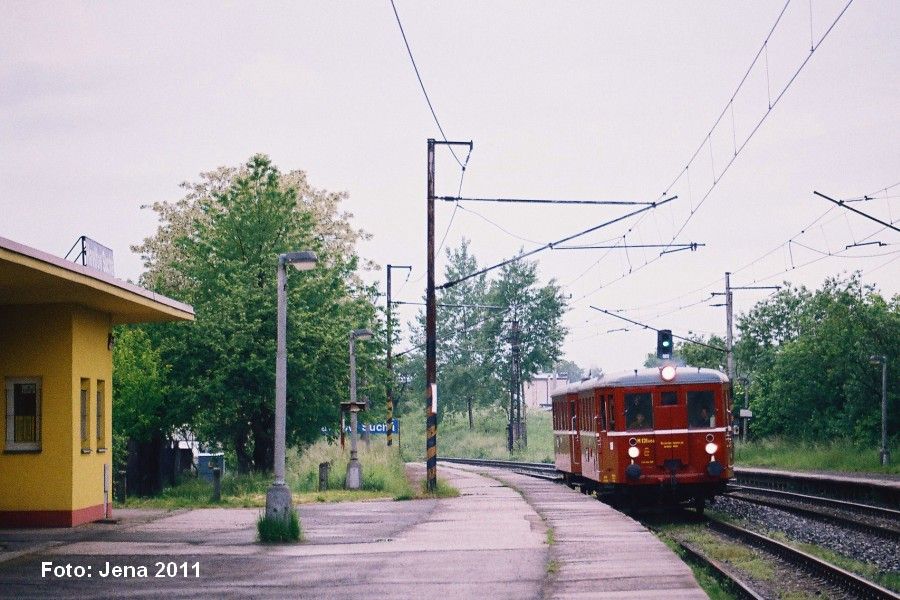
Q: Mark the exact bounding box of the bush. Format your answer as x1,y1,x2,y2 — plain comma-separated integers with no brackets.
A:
257,510,302,543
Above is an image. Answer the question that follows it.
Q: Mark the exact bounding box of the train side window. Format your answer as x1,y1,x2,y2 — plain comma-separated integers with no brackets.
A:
599,397,608,430
661,391,678,406
624,392,653,430
607,395,616,430
687,391,716,428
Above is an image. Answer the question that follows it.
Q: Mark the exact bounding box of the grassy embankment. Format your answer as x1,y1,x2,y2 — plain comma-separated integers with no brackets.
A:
735,437,899,475
399,408,554,464
119,440,456,509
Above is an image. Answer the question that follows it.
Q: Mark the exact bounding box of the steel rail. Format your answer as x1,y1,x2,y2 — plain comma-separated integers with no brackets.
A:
728,483,900,520
677,540,765,600
733,467,900,509
707,517,900,599
728,490,899,541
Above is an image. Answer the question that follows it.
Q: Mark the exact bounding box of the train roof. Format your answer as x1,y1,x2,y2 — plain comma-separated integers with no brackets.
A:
550,366,728,398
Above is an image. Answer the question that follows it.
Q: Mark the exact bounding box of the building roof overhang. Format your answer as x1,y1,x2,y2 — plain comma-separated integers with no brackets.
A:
0,236,194,324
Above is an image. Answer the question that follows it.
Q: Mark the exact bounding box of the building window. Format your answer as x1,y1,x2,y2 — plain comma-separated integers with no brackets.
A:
80,378,91,452
5,377,41,451
96,380,106,450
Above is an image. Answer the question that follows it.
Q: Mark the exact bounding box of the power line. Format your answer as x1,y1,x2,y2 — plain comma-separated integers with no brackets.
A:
436,196,655,206
813,190,900,234
389,0,462,167
570,0,855,300
589,306,727,352
439,196,676,290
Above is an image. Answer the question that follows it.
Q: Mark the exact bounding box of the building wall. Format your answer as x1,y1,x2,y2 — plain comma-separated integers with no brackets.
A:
0,304,112,526
70,306,113,522
0,305,74,514
524,374,569,409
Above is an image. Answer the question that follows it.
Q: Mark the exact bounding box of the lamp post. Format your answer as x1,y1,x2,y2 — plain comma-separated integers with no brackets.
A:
347,328,373,489
265,251,317,522
870,355,890,466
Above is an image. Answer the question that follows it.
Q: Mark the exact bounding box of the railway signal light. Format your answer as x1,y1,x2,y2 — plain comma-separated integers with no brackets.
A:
657,329,673,359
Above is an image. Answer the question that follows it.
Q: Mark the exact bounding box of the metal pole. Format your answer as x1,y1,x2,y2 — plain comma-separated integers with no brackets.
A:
265,258,291,521
742,380,749,442
882,359,889,465
725,272,735,382
347,334,362,489
274,259,288,485
387,265,394,448
426,139,438,493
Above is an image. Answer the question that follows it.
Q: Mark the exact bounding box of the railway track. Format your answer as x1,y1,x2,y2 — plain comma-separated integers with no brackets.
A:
439,457,561,481
699,516,899,599
727,485,900,541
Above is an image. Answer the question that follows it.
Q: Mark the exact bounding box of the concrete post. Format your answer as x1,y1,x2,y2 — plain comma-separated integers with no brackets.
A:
212,466,221,502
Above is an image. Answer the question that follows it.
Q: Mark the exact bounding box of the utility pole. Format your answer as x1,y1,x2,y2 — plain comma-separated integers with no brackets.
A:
870,355,890,465
426,138,473,492
725,272,734,382
712,273,779,383
386,264,411,447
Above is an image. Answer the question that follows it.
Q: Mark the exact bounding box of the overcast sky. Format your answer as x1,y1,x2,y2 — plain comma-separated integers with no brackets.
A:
2,1,897,372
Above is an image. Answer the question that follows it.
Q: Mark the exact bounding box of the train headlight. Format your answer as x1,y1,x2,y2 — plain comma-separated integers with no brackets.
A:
628,446,640,459
704,442,718,455
660,365,676,382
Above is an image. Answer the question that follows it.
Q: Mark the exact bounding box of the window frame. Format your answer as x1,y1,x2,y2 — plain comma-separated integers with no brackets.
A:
96,379,106,450
5,377,42,452
80,378,91,452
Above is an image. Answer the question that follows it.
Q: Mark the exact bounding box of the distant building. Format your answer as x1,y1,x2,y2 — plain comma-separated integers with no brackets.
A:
0,237,193,527
523,373,569,410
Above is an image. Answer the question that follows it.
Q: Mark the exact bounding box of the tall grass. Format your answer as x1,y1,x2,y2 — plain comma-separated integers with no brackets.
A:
735,436,899,474
286,440,414,499
399,407,554,463
120,440,415,508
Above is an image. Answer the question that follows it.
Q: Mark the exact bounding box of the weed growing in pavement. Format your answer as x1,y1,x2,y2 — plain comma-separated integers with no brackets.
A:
418,477,460,498
257,510,302,543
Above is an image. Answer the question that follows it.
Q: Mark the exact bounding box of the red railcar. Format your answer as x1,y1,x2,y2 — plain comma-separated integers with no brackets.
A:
551,366,733,510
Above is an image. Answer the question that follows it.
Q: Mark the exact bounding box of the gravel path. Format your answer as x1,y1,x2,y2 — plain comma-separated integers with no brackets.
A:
712,495,900,572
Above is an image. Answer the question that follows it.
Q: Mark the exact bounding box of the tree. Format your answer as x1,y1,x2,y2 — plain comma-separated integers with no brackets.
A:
436,240,499,427
130,155,383,472
112,326,170,472
747,273,898,444
555,358,584,382
482,256,568,410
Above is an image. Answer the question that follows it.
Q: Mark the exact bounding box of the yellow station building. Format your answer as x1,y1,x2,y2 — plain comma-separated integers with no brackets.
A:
0,236,193,527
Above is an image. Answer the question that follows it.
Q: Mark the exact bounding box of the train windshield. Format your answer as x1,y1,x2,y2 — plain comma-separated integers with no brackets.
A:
624,392,653,430
687,390,716,428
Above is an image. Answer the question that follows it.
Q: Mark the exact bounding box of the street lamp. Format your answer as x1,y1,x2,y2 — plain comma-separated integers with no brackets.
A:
869,355,890,466
346,328,373,489
265,251,317,523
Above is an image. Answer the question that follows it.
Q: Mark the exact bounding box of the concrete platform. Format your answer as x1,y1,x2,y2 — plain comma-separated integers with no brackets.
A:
0,466,547,599
455,465,708,600
0,464,706,599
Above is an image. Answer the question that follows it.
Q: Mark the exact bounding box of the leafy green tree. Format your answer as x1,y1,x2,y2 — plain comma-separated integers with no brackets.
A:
134,155,383,472
112,326,171,472
740,273,897,444
436,240,502,425
482,256,568,412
